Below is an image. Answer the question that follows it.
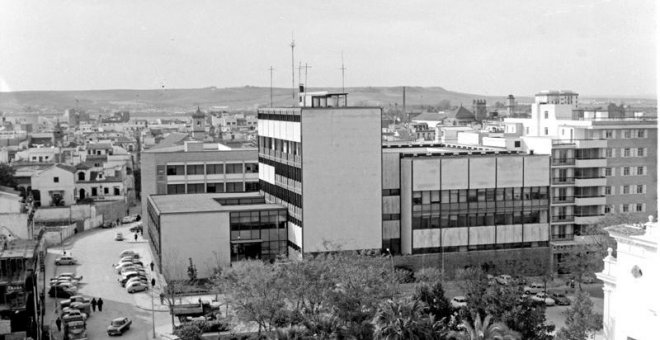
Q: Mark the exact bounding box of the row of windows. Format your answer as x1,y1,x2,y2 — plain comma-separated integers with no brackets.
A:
605,147,648,158
413,187,549,205
262,193,303,228
229,210,287,227
166,181,259,195
412,210,547,229
615,185,648,195
383,189,401,196
259,137,301,156
411,241,550,254
259,157,302,182
166,163,258,176
260,180,302,209
257,112,301,122
606,166,648,176
604,129,647,139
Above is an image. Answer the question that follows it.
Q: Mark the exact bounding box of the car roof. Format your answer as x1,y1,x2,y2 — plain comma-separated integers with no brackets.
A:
112,317,126,322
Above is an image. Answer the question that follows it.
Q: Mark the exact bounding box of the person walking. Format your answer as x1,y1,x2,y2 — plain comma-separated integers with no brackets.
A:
90,298,97,312
97,298,104,312
150,261,154,271
134,233,138,242
55,317,62,332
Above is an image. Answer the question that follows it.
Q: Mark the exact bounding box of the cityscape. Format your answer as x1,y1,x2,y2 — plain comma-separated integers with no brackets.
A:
0,1,657,340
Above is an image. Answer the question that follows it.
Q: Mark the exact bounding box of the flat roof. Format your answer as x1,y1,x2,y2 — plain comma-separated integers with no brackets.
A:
149,192,286,215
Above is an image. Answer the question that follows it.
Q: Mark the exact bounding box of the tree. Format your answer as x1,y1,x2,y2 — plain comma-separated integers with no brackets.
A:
0,164,17,188
556,291,602,340
372,298,440,340
448,313,520,340
413,281,453,321
187,258,197,282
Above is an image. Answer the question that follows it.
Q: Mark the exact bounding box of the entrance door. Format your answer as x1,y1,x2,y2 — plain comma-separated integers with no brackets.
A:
79,189,85,199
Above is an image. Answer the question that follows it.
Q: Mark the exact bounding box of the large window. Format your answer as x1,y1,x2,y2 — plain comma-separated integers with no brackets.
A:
186,164,204,175
206,182,225,193
226,163,243,174
245,163,259,173
226,182,243,192
167,184,185,194
166,165,184,176
206,164,224,175
187,183,204,194
245,181,259,192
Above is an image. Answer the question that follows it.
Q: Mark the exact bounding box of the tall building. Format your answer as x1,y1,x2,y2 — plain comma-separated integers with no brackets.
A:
504,90,657,272
257,91,382,256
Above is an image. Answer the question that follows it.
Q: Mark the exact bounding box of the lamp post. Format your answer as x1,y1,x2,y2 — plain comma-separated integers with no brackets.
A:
151,276,156,338
385,248,394,272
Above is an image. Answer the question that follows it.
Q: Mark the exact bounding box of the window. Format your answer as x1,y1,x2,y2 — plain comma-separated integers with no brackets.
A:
605,186,612,195
544,127,549,135
637,166,645,175
514,141,521,148
167,184,185,194
637,129,646,138
206,182,225,193
636,185,644,194
604,168,612,176
226,164,243,174
636,204,644,212
622,186,630,194
245,181,259,192
103,187,109,194
544,111,548,119
186,164,204,175
187,183,204,193
623,167,630,176
624,130,632,139
166,165,184,176
226,182,243,192
53,177,59,183
605,148,613,158
623,148,631,157
604,130,614,139
604,205,611,214
637,148,645,157
206,164,224,174
245,163,259,173
622,205,629,212
78,172,85,181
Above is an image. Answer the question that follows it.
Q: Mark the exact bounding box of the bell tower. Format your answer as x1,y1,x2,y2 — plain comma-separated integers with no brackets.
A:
191,106,206,139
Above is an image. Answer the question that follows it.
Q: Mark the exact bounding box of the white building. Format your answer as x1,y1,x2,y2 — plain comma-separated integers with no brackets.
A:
597,216,659,340
31,164,76,207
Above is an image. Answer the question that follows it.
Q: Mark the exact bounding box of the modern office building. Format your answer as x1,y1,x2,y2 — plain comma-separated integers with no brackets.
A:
505,90,657,271
597,216,659,340
382,143,552,273
146,192,288,279
257,90,382,256
140,140,259,215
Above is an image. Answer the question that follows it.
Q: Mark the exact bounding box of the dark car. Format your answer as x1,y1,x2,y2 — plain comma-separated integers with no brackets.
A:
100,221,115,228
550,292,571,306
129,223,143,233
48,285,76,298
107,317,132,336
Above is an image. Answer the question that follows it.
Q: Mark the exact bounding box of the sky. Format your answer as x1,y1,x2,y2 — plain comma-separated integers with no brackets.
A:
0,0,656,96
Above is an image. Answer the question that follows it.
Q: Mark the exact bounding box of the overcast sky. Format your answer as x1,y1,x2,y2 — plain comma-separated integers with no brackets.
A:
0,0,656,96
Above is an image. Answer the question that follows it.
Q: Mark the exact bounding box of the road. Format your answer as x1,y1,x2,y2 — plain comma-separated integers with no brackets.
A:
42,222,172,340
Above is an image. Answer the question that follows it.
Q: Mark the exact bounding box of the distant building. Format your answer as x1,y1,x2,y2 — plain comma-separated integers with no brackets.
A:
30,164,75,207
446,106,476,126
472,99,488,121
597,216,659,340
411,112,447,128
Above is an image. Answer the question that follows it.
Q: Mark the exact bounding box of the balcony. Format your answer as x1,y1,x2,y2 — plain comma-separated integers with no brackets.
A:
552,177,575,185
574,195,606,206
575,214,604,225
574,177,606,187
552,158,575,166
575,158,607,168
552,196,575,204
575,139,608,148
552,215,574,223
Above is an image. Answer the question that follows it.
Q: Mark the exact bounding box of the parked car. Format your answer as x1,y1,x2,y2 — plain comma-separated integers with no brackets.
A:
59,273,83,281
496,274,512,285
115,262,137,273
121,215,138,224
48,285,76,298
523,282,545,295
50,277,79,285
531,292,555,306
129,223,143,233
119,250,139,258
115,232,124,241
55,256,78,266
126,281,148,293
119,271,147,287
51,282,78,291
450,296,468,308
550,292,571,306
107,317,132,336
101,221,115,228
60,295,91,308
125,276,149,288
61,308,87,321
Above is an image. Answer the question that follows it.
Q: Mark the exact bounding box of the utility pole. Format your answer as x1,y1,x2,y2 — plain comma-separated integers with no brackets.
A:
290,34,296,104
269,66,274,107
340,52,346,93
303,63,312,89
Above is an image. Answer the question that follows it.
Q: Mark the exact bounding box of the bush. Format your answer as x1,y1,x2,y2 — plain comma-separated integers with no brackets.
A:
415,267,443,283
394,265,415,283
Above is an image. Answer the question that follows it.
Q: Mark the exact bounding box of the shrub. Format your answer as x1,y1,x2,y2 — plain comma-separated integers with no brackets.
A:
415,267,443,283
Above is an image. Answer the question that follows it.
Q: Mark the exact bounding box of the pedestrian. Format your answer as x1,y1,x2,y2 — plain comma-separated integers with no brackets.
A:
134,233,138,242
55,317,62,332
90,298,97,312
150,261,154,271
97,298,103,312
159,293,165,304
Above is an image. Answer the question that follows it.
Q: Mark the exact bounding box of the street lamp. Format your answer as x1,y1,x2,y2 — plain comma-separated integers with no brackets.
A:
385,248,394,272
151,277,156,338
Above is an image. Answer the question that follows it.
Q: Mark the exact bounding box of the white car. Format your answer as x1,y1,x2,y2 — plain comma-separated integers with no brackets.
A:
523,282,545,295
496,274,512,285
531,292,555,306
450,296,468,308
58,273,83,282
55,256,78,266
115,262,138,273
119,250,139,258
126,281,148,293
122,215,138,224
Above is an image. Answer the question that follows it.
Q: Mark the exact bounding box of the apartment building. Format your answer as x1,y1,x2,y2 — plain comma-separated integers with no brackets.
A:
505,90,657,272
257,91,382,256
140,141,259,214
382,143,552,273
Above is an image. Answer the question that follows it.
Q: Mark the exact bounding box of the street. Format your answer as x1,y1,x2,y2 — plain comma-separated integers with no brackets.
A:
42,222,171,340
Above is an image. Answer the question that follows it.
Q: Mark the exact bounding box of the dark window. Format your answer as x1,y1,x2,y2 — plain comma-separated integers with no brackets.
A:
166,165,184,176
53,177,59,183
167,184,185,194
245,182,259,192
206,183,224,193
187,183,204,194
226,182,243,192
206,164,224,174
245,163,259,173
186,164,204,175
514,141,521,147
226,164,243,174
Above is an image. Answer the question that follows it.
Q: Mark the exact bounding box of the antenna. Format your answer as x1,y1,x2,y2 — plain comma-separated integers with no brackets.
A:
303,63,312,89
290,34,296,104
298,62,303,87
269,66,274,107
340,52,346,93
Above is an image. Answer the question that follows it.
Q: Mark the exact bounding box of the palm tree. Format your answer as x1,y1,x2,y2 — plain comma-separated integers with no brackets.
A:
448,313,520,340
372,298,439,340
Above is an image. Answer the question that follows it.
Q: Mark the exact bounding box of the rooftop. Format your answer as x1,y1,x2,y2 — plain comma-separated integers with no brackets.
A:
149,192,286,215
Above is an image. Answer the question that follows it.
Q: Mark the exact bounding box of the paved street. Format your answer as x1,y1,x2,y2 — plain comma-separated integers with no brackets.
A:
42,222,172,340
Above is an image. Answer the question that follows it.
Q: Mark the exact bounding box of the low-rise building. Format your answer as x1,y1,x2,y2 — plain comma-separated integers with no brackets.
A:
30,164,75,207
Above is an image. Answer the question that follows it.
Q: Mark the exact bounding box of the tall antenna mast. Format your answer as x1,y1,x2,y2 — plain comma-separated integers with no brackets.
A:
290,33,296,104
340,52,346,93
303,63,312,89
298,62,303,87
269,66,274,107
